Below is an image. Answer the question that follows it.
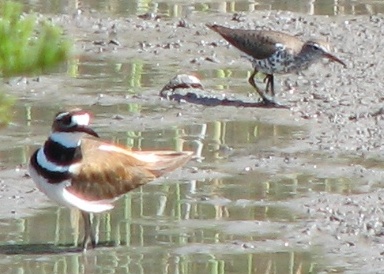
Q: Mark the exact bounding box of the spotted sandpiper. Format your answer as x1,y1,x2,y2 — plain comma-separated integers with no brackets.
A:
206,24,346,106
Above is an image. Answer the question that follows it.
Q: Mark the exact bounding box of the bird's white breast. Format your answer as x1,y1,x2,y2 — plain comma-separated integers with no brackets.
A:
28,162,115,213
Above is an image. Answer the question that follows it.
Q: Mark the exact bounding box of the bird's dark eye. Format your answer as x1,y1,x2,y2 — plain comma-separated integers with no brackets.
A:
60,115,72,126
55,112,73,127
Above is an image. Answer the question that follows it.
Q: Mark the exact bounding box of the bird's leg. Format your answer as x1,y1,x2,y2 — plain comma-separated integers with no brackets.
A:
81,211,96,252
248,69,275,105
263,74,275,97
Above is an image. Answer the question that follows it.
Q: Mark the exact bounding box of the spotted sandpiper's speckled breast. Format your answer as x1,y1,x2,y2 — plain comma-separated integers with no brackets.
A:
206,24,346,107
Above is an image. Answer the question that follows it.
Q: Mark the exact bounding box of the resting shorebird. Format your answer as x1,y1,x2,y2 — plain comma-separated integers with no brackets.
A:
28,109,193,251
206,24,346,107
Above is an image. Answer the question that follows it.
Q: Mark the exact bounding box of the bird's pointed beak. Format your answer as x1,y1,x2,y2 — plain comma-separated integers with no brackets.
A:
324,53,347,68
79,125,99,138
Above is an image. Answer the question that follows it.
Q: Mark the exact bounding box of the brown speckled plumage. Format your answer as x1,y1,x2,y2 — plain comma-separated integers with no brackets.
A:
206,24,346,106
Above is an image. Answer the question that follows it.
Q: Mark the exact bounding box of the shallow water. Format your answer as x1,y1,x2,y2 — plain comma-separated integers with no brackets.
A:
1,102,328,273
21,0,384,16
0,1,372,273
0,89,357,274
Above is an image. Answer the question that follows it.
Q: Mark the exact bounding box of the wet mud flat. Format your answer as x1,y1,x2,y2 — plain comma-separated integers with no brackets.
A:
3,8,384,273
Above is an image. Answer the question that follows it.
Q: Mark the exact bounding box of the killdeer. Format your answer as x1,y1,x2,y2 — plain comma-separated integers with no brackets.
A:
28,109,193,251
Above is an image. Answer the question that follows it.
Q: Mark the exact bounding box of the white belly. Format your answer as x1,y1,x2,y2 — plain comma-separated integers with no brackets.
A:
28,164,115,213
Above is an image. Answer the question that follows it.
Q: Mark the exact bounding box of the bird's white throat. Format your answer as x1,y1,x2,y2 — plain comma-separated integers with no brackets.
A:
49,132,84,148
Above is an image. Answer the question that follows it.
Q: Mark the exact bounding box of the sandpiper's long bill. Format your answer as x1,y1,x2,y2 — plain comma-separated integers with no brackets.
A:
206,24,346,106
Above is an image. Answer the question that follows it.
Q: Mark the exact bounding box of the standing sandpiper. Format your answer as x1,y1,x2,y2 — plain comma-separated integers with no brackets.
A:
206,24,346,107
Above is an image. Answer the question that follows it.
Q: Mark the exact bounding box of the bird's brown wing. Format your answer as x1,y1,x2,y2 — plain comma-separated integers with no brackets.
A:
67,138,192,201
206,24,303,60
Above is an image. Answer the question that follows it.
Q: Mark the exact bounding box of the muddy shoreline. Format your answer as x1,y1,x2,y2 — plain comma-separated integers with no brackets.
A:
3,9,384,273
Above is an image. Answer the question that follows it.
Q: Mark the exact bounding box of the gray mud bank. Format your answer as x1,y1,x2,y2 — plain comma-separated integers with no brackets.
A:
4,9,384,273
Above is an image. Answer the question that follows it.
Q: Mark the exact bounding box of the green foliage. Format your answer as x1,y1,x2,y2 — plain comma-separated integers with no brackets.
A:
0,1,72,77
